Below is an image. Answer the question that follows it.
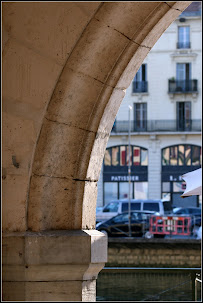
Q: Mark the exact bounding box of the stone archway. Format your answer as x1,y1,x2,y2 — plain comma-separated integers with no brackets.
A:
2,2,191,301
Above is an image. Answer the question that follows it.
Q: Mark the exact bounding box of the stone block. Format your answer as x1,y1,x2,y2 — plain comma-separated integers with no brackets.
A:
3,230,107,301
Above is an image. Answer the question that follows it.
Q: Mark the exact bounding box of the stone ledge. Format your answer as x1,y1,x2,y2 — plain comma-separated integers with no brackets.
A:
3,230,108,282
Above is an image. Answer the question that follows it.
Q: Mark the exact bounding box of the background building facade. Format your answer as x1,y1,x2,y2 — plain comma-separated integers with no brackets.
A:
97,2,202,208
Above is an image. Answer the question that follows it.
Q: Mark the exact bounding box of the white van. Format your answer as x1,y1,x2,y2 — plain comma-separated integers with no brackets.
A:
96,199,172,223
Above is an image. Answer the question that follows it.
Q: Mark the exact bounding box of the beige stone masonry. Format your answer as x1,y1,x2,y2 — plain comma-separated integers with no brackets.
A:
3,230,107,301
2,1,192,301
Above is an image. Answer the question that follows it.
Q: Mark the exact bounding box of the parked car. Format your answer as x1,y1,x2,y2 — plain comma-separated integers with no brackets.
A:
96,206,104,213
173,207,201,217
172,207,201,234
96,210,156,238
96,199,173,223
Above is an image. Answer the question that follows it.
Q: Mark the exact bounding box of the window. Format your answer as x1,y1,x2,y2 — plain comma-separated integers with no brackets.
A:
176,63,191,92
134,182,148,199
103,201,119,212
120,146,126,166
185,145,191,165
122,202,141,212
133,146,140,166
104,149,111,166
178,26,190,49
163,201,173,212
132,64,148,93
126,146,132,166
119,182,133,199
162,148,170,165
134,103,147,131
170,146,178,165
192,146,201,165
104,183,118,204
162,145,201,167
176,102,191,131
112,147,119,166
104,145,148,167
143,202,159,212
112,213,129,223
141,149,148,166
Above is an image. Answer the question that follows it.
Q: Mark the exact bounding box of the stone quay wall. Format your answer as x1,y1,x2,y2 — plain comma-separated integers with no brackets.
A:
106,238,201,268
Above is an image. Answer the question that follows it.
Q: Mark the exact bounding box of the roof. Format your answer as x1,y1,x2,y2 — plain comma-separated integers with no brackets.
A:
180,2,201,17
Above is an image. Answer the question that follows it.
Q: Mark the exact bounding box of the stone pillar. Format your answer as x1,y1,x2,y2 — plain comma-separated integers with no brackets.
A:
2,230,107,301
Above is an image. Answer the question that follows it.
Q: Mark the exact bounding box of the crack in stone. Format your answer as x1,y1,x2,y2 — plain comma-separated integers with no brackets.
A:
164,2,183,12
73,178,98,182
67,66,124,91
32,173,72,180
45,117,110,138
94,17,151,49
45,117,95,134
111,27,151,49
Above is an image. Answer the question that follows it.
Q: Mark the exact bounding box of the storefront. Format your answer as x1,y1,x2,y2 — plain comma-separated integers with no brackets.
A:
161,144,202,207
103,145,148,204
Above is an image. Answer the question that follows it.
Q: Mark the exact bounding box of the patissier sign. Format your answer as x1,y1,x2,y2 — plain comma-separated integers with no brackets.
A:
110,175,139,181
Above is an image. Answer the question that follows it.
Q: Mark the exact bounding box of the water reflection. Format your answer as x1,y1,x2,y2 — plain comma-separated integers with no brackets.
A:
96,272,201,301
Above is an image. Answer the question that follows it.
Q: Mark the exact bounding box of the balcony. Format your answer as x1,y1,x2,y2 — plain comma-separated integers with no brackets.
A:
111,119,201,133
132,81,148,93
168,79,198,94
176,41,191,49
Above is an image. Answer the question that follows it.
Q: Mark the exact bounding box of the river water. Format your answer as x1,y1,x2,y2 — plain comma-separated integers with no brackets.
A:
96,271,201,301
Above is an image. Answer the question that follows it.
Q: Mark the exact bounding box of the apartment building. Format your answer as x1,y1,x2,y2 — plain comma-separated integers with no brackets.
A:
97,2,202,209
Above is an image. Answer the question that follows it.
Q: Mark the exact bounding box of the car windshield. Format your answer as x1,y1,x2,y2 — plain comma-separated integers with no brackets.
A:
103,202,119,212
189,208,201,214
112,213,129,223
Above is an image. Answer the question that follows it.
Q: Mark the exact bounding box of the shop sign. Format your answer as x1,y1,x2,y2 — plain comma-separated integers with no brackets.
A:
106,175,139,182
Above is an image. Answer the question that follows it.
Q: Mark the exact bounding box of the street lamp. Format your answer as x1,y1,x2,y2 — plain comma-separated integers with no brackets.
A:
128,105,132,237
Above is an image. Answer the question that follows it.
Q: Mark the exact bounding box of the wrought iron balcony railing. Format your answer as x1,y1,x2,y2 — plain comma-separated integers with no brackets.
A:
168,79,198,93
111,119,201,133
177,41,191,49
132,81,148,93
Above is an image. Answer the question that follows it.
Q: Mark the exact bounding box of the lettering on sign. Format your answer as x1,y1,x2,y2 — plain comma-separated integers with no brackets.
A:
111,176,139,181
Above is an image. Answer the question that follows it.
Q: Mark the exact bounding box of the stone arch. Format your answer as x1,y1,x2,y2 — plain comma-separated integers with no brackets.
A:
3,2,191,233
3,2,193,301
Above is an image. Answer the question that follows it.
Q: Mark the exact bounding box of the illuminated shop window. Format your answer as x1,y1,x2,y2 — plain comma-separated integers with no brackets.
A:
162,144,201,166
104,145,148,167
104,149,111,166
112,146,119,166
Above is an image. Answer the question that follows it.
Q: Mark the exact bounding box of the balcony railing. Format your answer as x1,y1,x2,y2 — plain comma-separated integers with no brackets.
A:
132,81,148,93
111,119,201,133
168,79,198,93
177,41,191,49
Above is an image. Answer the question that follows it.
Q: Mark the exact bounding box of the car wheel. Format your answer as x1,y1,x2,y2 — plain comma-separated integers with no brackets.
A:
99,230,108,237
144,231,154,239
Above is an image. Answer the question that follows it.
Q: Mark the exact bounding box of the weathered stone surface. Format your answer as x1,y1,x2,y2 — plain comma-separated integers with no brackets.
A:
3,281,95,301
2,1,192,301
2,2,100,66
3,230,107,300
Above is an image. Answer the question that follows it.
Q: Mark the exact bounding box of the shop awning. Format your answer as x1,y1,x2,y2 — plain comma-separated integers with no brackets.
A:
181,168,202,197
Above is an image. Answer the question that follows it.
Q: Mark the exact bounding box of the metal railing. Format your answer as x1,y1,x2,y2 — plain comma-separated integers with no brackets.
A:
168,79,198,93
132,81,148,93
101,267,201,301
111,119,201,133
